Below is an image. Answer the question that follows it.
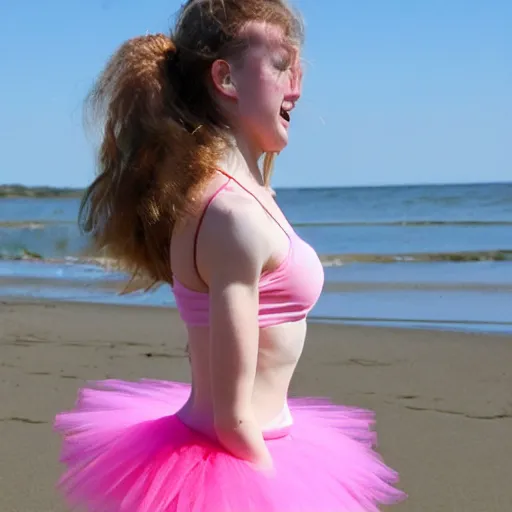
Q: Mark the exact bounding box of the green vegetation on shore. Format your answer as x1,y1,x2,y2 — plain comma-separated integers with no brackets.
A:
0,184,84,199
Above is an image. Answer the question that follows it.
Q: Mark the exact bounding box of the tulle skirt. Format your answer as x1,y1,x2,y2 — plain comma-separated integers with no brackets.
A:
54,379,406,511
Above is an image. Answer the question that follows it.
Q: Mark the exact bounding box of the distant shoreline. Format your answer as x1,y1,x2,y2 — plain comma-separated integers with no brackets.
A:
1,180,511,199
0,185,84,199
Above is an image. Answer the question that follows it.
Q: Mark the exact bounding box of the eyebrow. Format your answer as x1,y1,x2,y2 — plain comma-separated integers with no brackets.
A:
243,28,301,62
270,39,299,61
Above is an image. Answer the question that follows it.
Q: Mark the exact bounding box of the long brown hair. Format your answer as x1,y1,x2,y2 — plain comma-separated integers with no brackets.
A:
79,0,304,288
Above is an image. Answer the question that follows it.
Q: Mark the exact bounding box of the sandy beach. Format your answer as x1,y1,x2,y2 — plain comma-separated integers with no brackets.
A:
1,298,511,511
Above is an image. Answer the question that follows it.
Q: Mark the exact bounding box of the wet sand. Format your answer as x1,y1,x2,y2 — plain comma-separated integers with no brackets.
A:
1,298,511,511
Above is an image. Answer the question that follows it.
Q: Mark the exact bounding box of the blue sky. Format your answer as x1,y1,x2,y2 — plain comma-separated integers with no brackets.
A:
1,0,510,188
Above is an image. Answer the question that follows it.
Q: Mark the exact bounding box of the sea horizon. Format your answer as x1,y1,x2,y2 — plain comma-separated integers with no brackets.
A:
1,179,512,198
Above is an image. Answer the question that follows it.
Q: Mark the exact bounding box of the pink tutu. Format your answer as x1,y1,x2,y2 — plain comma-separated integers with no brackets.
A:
54,379,405,511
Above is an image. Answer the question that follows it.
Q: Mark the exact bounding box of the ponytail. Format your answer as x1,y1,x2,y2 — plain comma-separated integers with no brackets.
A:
79,34,224,288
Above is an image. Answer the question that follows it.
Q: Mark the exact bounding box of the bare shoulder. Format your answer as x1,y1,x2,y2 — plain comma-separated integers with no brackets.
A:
202,186,267,241
197,186,270,282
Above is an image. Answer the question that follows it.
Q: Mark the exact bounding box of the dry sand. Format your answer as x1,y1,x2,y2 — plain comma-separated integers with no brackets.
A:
1,298,511,511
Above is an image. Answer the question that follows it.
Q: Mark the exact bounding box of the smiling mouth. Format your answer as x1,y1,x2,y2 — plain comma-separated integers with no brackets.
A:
279,108,290,122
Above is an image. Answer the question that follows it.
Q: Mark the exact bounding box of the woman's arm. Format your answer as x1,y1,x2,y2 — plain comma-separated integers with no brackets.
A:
198,196,272,469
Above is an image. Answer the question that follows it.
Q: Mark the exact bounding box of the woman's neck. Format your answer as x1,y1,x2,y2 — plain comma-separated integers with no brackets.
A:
221,134,265,187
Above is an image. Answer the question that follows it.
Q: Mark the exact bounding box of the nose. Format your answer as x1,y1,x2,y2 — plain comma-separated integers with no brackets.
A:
288,60,303,102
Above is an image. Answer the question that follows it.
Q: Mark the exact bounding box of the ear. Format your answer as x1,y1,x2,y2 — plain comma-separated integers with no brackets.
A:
211,59,238,100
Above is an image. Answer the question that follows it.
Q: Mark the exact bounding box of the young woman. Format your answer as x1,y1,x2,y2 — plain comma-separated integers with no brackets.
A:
54,1,406,510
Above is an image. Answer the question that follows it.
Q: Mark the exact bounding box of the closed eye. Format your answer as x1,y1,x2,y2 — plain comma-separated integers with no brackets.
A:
274,58,291,72
272,50,292,72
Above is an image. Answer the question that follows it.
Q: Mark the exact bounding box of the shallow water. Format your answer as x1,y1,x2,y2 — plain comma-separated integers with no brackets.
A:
1,182,511,333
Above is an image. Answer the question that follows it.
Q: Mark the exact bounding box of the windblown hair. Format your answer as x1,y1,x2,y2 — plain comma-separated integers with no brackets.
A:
79,0,304,288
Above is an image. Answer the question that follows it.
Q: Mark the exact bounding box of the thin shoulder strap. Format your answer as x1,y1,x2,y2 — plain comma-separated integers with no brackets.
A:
192,170,290,281
192,176,231,279
216,169,290,239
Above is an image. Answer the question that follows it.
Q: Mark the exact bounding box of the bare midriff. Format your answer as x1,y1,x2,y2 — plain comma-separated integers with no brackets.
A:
176,318,307,440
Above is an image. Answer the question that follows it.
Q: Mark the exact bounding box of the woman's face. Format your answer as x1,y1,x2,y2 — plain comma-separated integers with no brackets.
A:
219,22,303,156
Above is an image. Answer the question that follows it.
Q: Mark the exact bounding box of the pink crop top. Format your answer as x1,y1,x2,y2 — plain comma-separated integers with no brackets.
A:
172,171,324,328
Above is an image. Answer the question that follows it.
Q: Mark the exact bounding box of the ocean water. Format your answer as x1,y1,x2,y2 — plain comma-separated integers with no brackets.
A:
1,182,511,333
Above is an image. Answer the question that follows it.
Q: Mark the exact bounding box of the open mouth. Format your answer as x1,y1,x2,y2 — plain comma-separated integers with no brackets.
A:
279,108,290,122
